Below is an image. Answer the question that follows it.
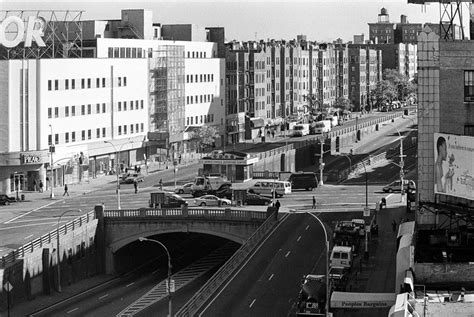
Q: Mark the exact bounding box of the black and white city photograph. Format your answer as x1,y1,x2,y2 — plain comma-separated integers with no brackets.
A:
0,0,473,316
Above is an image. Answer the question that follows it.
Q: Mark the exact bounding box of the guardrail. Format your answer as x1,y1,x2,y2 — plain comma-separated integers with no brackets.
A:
176,212,284,316
103,207,267,222
1,210,96,268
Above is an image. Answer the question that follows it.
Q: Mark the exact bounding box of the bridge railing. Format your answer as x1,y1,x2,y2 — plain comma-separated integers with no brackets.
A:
1,210,96,268
176,211,285,317
102,207,267,221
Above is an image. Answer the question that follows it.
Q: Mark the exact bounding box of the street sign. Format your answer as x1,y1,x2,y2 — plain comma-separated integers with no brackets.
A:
166,279,175,293
3,281,13,292
363,207,370,217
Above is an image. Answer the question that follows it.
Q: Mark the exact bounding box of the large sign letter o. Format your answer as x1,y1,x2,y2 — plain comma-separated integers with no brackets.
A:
0,16,25,48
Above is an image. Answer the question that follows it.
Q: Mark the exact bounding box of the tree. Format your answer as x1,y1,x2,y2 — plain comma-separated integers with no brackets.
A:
370,80,397,109
382,69,417,102
190,126,218,152
334,97,352,114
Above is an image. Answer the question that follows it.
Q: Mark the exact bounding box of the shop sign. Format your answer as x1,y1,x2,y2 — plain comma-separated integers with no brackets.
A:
0,16,46,48
20,153,42,164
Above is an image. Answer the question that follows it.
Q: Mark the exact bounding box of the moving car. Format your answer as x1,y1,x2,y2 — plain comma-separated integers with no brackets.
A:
245,193,272,205
193,195,231,207
149,191,187,208
383,179,416,193
121,173,145,184
288,172,318,191
192,183,232,198
174,182,194,194
0,194,16,205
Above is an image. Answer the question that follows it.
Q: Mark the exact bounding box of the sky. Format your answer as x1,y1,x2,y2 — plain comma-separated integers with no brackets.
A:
0,0,459,42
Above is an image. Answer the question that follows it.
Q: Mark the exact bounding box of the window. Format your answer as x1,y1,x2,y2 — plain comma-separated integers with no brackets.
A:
48,108,52,118
102,103,106,113
140,123,144,132
72,132,76,142
465,125,474,136
141,100,144,109
102,128,106,137
48,134,52,145
54,107,59,118
87,129,91,140
124,101,127,111
71,106,76,116
87,104,91,114
124,125,127,134
118,102,122,111
81,130,85,141
135,123,139,132
135,100,139,109
118,126,122,135
102,78,106,88
65,106,69,117
465,71,474,101
55,80,59,90
123,77,127,86
71,79,75,89
65,79,69,90
96,128,100,138
96,78,100,88
48,80,52,91
81,78,85,89
55,134,59,144
65,132,69,143
118,77,122,87
81,105,85,115
130,124,134,133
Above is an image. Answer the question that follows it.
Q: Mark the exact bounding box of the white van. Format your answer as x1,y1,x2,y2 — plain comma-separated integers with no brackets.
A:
313,120,331,134
330,246,353,269
292,124,310,137
248,180,292,198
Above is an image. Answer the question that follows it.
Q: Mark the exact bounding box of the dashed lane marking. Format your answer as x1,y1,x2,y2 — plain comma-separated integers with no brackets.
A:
249,299,256,308
126,282,135,288
67,308,79,314
285,251,291,257
297,236,301,242
4,200,58,224
24,234,33,240
305,225,310,230
268,274,274,281
99,294,109,300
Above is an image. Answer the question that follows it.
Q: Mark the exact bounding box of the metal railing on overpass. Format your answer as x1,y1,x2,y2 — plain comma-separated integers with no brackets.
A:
102,207,267,222
1,210,96,268
176,211,285,317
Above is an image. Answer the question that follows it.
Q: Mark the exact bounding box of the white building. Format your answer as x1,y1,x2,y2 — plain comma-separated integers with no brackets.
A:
0,9,226,195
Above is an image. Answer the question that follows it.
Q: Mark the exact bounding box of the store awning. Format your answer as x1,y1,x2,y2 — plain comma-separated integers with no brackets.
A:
331,291,396,309
397,221,415,239
250,117,265,128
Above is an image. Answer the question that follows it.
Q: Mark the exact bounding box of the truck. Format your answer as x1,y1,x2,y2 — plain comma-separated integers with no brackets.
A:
296,274,327,316
311,120,331,134
332,220,362,256
292,123,310,137
149,191,187,208
191,175,230,195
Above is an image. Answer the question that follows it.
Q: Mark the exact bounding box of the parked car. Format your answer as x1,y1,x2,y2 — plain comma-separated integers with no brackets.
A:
0,194,16,205
328,266,350,291
174,182,194,195
120,173,145,184
193,195,231,207
245,193,272,206
193,183,232,198
383,179,416,193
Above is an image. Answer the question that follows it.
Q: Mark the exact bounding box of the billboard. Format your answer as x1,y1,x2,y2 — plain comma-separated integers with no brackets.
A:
434,133,474,200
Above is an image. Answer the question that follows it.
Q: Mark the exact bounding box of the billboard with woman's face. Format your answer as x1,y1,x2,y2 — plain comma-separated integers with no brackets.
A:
434,133,474,200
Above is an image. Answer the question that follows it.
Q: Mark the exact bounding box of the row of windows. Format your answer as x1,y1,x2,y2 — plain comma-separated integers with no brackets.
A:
47,100,144,118
48,123,145,145
107,46,213,59
186,94,215,105
186,114,215,125
186,73,214,83
47,77,127,91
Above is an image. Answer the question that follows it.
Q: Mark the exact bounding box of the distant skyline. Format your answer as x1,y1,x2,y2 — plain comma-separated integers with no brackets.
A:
0,0,462,42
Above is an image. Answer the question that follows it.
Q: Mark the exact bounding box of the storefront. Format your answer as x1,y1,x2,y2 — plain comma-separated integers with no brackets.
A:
200,150,258,182
0,150,49,194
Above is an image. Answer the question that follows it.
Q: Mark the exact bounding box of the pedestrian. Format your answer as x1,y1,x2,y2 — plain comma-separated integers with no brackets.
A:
312,196,316,209
392,219,397,233
134,180,138,194
33,180,37,192
39,180,44,192
275,199,281,211
63,184,69,196
179,154,182,164
271,130,275,138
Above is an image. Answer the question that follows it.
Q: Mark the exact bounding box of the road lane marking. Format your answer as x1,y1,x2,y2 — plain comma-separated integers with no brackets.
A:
24,234,33,240
67,308,79,314
297,236,301,242
126,282,135,287
285,251,291,257
99,294,109,300
0,222,59,231
305,225,310,230
268,274,274,281
249,299,256,308
4,200,59,224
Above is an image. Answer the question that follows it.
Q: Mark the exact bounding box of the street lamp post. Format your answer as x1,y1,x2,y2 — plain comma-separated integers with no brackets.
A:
49,124,55,199
139,237,172,317
104,139,133,209
386,124,405,202
306,212,330,316
358,160,369,258
56,209,81,292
